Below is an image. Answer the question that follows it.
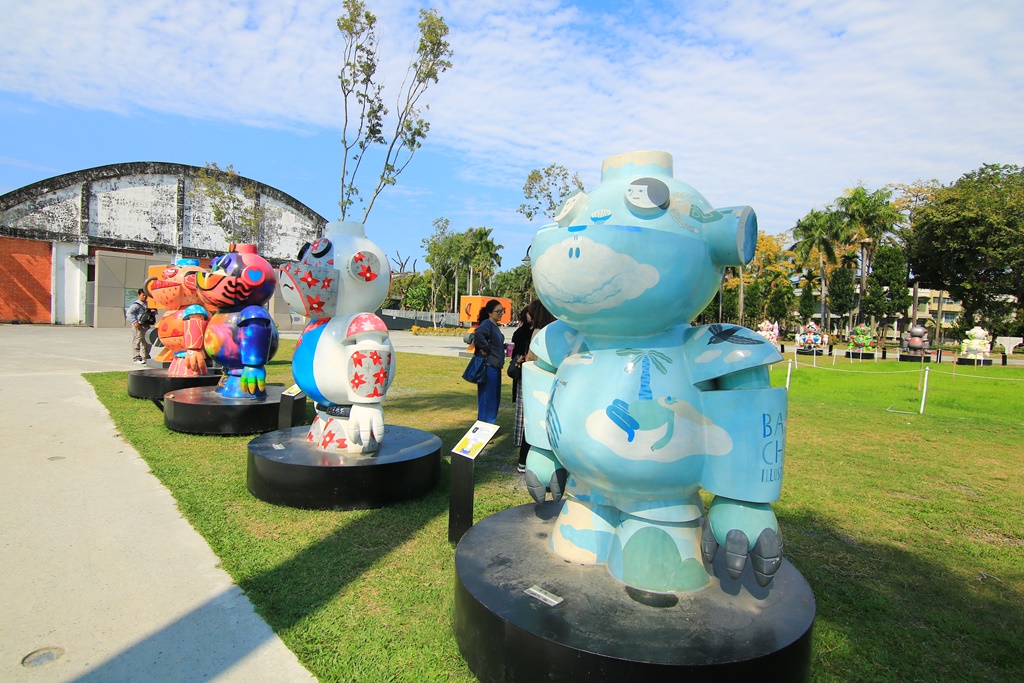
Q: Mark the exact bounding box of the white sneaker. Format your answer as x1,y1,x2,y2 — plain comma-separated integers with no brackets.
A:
134,359,146,364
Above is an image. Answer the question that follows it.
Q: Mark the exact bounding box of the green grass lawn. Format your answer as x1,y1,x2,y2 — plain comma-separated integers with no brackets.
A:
86,346,1024,682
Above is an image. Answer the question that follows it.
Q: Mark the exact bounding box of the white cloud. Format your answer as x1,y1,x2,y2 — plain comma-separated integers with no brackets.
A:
2,0,1022,237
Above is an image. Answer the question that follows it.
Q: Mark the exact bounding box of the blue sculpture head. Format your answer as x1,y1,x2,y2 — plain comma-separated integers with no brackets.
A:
531,151,757,336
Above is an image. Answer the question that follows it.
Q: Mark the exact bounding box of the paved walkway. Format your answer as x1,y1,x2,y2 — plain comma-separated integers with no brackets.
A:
0,326,315,682
0,324,482,682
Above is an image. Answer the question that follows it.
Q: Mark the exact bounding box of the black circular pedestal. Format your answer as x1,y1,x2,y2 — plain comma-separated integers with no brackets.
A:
164,385,289,435
247,425,442,510
127,368,221,400
844,350,875,359
955,357,992,366
796,348,823,356
898,354,931,363
455,502,815,683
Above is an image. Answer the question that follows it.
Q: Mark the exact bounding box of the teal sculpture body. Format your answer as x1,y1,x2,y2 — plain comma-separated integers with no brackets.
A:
523,150,786,594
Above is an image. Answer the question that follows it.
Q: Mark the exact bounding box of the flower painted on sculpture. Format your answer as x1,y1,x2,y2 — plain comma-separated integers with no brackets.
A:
358,265,377,281
351,373,366,390
300,271,320,288
369,350,382,366
321,430,336,448
351,351,366,367
373,367,388,385
367,386,384,398
334,435,348,449
321,277,334,290
306,294,325,314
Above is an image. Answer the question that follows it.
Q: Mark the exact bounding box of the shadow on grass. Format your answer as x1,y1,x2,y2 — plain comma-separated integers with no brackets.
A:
780,509,1024,682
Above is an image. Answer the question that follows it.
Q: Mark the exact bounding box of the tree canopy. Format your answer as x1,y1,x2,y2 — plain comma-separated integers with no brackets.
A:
337,1,452,222
907,163,1024,333
517,164,584,222
189,163,277,245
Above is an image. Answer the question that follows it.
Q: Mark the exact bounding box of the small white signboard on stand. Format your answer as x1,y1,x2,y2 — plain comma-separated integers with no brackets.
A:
452,421,500,459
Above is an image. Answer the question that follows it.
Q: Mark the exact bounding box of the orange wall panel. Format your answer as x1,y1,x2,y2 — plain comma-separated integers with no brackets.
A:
0,236,52,324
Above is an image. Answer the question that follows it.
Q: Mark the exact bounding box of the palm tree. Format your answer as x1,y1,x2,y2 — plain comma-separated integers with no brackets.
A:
835,186,902,323
791,208,846,332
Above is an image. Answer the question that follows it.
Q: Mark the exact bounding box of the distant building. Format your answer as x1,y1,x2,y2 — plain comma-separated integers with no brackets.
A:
0,162,326,328
908,288,962,337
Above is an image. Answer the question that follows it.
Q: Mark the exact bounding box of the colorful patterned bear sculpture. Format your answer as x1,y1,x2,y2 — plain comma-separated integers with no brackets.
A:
196,244,279,398
522,150,786,594
278,221,394,454
144,258,211,375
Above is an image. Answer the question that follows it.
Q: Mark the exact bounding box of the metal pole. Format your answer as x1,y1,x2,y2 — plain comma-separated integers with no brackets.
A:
919,367,930,414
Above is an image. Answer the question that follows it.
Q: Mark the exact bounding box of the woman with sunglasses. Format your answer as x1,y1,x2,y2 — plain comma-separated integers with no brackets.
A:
473,299,506,423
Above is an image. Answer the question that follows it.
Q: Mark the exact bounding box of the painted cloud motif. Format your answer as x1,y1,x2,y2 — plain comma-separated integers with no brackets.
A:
584,398,733,463
534,236,659,314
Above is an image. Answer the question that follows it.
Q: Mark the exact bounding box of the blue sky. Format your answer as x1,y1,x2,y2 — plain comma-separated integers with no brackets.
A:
2,0,1022,271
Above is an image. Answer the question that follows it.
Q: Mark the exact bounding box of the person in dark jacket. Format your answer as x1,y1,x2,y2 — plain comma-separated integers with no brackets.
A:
473,299,505,423
126,288,152,364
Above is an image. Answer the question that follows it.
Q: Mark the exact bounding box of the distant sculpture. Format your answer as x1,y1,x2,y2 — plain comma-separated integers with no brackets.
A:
522,150,785,594
960,326,991,360
757,320,779,345
144,258,211,376
278,221,394,454
196,244,279,398
796,321,826,351
848,323,875,353
901,324,930,357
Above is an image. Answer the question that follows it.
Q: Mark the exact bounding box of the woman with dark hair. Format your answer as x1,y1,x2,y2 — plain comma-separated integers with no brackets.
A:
515,300,555,472
509,305,533,464
473,299,506,423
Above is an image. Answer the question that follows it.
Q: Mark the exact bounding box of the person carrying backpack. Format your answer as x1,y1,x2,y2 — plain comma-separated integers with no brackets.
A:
126,289,155,364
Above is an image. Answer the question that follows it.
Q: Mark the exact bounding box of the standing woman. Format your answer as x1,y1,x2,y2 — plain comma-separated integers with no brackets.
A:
473,299,506,423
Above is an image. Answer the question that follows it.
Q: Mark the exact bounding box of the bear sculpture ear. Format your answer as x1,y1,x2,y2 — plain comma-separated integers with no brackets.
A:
704,205,757,267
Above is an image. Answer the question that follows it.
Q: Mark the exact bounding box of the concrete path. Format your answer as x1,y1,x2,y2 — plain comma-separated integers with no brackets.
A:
0,325,316,682
0,323,500,682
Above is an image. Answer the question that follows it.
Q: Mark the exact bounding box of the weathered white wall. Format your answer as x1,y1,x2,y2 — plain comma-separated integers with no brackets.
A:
2,185,80,234
91,174,178,245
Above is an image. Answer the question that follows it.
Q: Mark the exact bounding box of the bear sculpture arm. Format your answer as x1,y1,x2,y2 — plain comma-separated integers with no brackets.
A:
339,319,395,449
698,364,786,586
237,306,274,395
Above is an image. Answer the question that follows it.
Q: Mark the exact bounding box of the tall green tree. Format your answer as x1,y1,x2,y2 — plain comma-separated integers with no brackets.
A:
189,163,276,245
461,227,503,295
791,207,847,330
766,279,795,328
421,217,459,314
861,244,912,342
907,164,1024,332
798,274,816,323
492,265,533,314
827,266,856,335
337,1,452,222
834,185,902,323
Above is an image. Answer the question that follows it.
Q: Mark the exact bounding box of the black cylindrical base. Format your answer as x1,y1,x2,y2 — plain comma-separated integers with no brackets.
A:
163,385,291,435
127,368,221,400
955,357,992,366
454,502,815,683
844,351,875,359
247,425,442,510
898,354,931,363
796,348,823,356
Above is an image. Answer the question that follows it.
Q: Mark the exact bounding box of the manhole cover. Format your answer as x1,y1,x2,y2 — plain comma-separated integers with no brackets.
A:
22,647,65,668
